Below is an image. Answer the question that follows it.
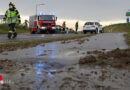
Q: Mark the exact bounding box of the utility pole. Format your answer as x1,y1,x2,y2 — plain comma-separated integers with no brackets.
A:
35,0,45,16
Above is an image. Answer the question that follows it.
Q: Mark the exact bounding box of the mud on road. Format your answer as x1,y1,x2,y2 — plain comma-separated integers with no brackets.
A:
79,48,130,69
0,33,130,90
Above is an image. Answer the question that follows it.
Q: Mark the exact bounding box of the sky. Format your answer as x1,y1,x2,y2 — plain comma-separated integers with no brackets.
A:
0,0,130,30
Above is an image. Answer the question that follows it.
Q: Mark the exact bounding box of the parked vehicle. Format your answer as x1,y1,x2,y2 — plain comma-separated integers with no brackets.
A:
83,22,104,34
29,15,57,34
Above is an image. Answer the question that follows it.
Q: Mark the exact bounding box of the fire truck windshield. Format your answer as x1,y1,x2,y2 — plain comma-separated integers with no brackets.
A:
38,15,56,21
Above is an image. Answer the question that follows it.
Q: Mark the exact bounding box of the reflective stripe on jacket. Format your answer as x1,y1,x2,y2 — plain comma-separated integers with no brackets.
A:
4,8,21,24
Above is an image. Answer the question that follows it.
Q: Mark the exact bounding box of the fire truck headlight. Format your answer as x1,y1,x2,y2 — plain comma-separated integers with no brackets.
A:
41,27,46,30
52,27,56,29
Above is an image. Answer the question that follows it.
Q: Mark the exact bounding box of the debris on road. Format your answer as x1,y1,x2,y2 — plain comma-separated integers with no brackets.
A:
79,48,130,68
0,59,27,73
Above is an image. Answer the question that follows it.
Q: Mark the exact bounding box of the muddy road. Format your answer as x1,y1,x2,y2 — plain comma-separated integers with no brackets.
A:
0,33,129,90
0,34,79,44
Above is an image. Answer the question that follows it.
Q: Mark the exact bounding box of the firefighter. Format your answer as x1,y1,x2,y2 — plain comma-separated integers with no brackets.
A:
62,21,66,31
3,2,21,39
24,20,29,29
75,21,79,33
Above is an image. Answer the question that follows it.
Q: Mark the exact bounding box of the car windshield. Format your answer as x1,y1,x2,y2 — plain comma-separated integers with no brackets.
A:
85,22,94,25
39,15,56,21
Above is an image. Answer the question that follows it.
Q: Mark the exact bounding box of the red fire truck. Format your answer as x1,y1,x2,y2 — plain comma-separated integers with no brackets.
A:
29,15,57,34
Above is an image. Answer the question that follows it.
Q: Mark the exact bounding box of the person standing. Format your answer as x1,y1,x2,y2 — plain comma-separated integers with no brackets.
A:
3,2,21,39
24,20,29,29
62,21,66,31
75,21,79,33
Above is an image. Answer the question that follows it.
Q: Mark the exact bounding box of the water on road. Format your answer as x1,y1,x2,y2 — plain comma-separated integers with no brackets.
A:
0,33,129,90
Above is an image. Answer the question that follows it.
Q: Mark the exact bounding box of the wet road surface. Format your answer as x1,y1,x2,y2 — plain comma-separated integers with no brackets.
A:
0,34,79,44
0,33,128,64
0,33,129,90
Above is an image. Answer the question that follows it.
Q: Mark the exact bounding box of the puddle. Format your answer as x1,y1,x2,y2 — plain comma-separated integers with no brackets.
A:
0,61,64,90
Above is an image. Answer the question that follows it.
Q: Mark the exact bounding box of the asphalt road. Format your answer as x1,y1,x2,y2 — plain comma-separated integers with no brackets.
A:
0,33,129,90
0,34,79,44
0,33,128,63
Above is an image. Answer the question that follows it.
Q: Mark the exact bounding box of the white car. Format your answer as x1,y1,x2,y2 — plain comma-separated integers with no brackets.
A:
83,22,104,34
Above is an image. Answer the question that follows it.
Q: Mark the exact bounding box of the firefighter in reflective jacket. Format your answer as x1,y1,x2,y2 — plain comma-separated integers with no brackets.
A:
62,21,66,31
3,2,21,39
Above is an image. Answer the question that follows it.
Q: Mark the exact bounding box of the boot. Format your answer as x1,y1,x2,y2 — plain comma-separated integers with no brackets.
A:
13,32,17,38
8,32,12,39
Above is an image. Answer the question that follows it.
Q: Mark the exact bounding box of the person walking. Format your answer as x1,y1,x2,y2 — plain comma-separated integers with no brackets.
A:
3,2,21,39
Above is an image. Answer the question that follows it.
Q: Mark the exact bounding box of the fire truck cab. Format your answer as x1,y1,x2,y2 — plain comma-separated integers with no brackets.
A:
29,15,57,34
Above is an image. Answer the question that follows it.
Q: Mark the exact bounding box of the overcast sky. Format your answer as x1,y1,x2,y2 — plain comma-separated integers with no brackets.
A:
0,0,130,28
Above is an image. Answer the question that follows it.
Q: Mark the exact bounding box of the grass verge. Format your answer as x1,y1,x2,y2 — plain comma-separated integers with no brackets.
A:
0,34,91,53
104,23,130,33
0,24,29,34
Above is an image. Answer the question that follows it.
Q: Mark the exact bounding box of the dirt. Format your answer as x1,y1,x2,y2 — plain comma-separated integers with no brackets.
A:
74,38,89,45
79,48,130,68
87,50,104,55
0,43,37,53
79,55,97,64
61,40,71,44
0,59,27,73
53,64,130,90
61,37,90,45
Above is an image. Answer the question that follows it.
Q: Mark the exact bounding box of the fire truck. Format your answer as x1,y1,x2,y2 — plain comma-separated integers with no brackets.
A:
29,15,57,34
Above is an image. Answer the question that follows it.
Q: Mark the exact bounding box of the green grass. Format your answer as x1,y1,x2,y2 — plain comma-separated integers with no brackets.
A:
0,23,29,34
104,23,130,33
0,34,92,53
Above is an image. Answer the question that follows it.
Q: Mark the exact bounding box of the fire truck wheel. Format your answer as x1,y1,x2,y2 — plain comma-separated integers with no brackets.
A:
37,28,41,34
53,30,56,33
49,30,55,34
42,30,47,34
30,30,35,34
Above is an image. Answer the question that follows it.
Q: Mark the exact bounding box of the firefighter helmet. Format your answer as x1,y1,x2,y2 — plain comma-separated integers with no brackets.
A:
9,2,15,7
